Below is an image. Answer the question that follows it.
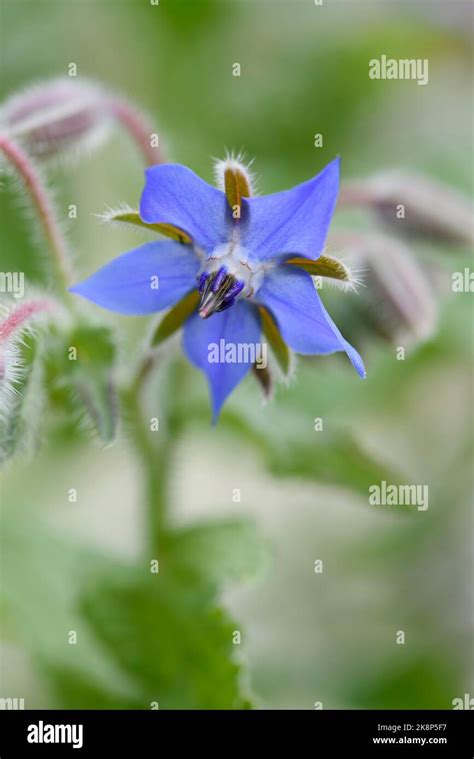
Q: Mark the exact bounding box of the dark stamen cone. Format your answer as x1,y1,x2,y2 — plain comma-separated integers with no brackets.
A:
198,271,243,318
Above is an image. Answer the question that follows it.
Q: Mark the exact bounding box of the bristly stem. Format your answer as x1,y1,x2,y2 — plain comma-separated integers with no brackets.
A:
107,97,165,166
0,133,73,288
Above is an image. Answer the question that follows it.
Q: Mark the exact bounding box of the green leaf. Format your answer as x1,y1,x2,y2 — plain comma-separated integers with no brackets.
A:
267,431,404,497
48,325,119,443
220,410,403,500
77,519,268,709
81,568,252,709
346,655,461,710
151,290,199,346
164,518,270,593
0,516,138,707
42,663,142,710
1,512,261,709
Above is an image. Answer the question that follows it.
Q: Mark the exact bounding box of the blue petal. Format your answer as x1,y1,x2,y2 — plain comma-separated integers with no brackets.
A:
183,301,262,422
256,265,365,377
70,240,199,315
241,157,340,262
139,163,229,253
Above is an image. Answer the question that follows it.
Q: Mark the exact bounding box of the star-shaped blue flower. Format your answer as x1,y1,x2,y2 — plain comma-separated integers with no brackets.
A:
71,156,365,420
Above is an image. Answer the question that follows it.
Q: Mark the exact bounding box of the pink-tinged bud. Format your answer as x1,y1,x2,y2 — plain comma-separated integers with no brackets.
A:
0,298,55,414
339,172,474,248
329,232,438,346
0,77,164,167
0,299,54,343
0,78,110,161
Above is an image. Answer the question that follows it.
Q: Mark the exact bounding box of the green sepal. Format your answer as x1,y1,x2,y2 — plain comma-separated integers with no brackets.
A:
287,254,352,283
105,209,191,244
151,290,199,347
259,305,290,376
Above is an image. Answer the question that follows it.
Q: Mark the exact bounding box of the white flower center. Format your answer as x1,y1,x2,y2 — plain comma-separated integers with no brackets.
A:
203,242,267,299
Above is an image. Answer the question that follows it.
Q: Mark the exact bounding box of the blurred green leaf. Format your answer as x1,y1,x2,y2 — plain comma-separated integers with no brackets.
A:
74,518,269,709
219,407,403,500
164,518,270,593
42,663,141,710
47,324,119,443
267,431,403,496
346,655,462,710
1,512,265,708
81,567,252,709
0,517,139,707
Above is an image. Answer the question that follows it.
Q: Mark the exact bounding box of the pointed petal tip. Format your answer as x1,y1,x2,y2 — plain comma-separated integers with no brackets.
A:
346,344,366,379
242,155,341,263
183,301,261,421
68,282,86,299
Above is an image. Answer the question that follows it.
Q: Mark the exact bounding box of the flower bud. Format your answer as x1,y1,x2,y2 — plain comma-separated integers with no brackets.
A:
0,77,110,161
328,232,438,346
0,298,55,415
340,172,473,248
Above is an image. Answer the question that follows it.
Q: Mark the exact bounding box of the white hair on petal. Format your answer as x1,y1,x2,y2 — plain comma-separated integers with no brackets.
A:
212,149,258,196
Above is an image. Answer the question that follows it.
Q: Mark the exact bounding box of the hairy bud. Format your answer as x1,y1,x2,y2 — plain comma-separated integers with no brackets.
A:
329,232,438,346
339,172,473,248
0,298,55,415
0,77,111,162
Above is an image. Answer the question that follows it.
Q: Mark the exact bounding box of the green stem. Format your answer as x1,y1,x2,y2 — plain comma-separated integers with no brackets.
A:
123,354,187,557
122,384,170,556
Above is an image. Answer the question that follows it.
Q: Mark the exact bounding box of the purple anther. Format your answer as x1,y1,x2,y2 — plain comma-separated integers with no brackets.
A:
218,280,245,311
211,266,227,292
197,271,209,294
224,279,245,302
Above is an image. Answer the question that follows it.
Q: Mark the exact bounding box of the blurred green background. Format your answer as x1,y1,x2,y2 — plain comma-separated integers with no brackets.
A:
1,0,473,709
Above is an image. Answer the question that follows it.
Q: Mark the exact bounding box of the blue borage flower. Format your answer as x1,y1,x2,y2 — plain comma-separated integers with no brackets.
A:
71,155,365,420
